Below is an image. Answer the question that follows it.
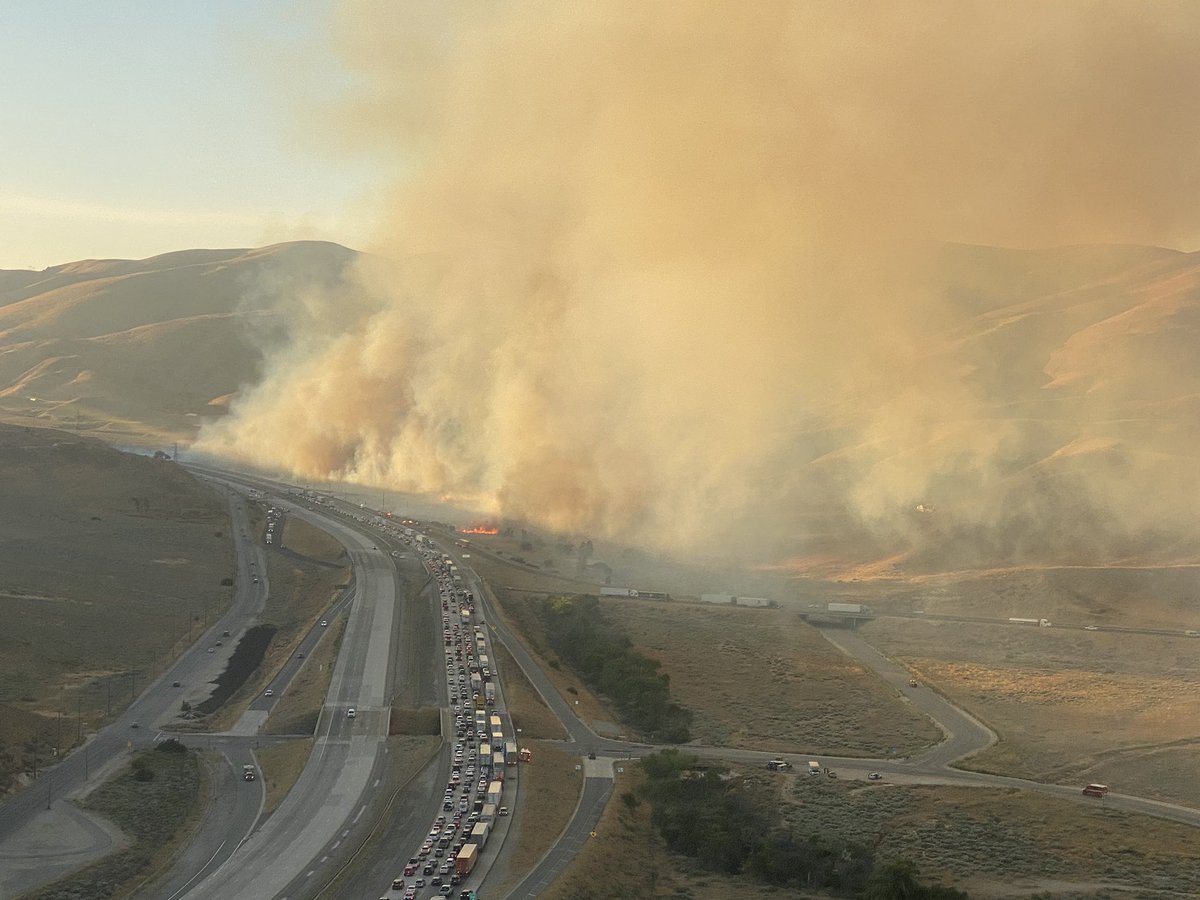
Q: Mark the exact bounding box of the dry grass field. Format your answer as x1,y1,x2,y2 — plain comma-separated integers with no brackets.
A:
865,616,1200,806
490,640,566,741
776,774,1200,899
602,600,941,755
489,742,582,895
0,425,233,791
255,738,313,817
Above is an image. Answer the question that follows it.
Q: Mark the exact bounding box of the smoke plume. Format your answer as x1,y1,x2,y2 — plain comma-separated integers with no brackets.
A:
200,1,1200,569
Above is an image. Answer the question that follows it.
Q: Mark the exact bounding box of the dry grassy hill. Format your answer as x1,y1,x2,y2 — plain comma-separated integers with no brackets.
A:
787,243,1200,575
0,240,358,445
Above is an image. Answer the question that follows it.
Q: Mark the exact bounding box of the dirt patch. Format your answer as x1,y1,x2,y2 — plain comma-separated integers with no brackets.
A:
602,601,940,755
389,707,440,736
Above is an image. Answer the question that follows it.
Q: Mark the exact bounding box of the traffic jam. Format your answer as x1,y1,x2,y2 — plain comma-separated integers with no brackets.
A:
376,528,524,900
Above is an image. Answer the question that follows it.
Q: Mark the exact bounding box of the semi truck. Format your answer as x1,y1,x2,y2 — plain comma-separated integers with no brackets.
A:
1009,617,1052,627
600,587,639,597
505,740,518,766
484,682,496,705
487,780,503,806
470,821,490,848
455,843,478,875
827,602,869,614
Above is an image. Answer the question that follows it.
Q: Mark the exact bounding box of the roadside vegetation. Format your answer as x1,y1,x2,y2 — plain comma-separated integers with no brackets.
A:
623,751,966,899
605,600,941,755
780,776,1200,898
531,594,693,742
24,740,203,900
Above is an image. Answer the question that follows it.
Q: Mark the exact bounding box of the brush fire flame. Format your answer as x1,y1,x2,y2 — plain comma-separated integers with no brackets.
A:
461,524,499,535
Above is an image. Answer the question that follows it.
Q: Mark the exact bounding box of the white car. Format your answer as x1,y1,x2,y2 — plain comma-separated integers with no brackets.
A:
320,620,328,627
265,688,274,697
347,707,357,718
1084,625,1099,631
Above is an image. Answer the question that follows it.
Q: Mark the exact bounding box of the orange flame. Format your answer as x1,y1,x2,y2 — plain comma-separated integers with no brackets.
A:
461,524,499,535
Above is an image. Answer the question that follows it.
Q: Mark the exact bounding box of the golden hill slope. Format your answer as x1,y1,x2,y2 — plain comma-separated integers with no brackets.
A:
0,241,357,444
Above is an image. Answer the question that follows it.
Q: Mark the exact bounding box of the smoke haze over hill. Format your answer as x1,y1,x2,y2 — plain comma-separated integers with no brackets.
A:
198,2,1200,569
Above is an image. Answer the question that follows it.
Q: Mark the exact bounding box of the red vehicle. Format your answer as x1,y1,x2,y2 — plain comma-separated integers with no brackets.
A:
1082,783,1109,797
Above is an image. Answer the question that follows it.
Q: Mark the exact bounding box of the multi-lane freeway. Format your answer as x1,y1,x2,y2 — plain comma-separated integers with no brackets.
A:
6,467,1200,900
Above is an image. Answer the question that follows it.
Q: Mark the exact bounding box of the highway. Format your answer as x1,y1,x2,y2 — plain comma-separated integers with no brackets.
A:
178,503,399,900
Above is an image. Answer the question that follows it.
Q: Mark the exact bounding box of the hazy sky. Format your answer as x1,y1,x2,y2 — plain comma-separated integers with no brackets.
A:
0,0,374,269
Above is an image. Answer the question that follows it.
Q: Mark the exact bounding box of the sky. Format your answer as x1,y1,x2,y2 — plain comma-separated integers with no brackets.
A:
0,0,375,269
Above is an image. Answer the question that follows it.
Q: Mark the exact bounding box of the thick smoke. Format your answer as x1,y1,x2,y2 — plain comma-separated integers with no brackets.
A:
201,1,1200,568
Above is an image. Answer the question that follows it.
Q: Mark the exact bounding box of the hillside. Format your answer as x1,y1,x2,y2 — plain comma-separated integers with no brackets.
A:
0,240,358,444
3,240,1199,573
795,242,1200,574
